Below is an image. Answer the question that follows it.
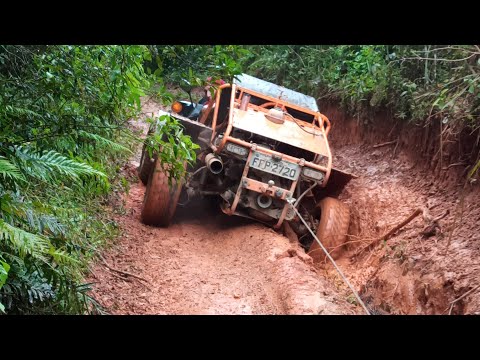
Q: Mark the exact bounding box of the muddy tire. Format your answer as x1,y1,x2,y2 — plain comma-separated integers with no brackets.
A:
138,126,156,185
308,197,350,262
138,144,155,185
141,158,183,227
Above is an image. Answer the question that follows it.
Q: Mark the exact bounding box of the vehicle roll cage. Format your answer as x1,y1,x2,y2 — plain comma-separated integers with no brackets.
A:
199,83,333,179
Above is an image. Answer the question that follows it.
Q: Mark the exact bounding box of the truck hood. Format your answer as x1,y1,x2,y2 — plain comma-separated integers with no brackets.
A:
231,108,329,156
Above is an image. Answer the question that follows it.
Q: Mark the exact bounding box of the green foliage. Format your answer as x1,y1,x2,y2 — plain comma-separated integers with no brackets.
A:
13,146,106,183
0,259,9,311
146,45,247,103
0,45,150,314
243,45,480,125
0,220,50,261
150,45,245,84
0,44,241,314
0,261,9,288
145,115,200,183
77,131,133,154
0,157,24,182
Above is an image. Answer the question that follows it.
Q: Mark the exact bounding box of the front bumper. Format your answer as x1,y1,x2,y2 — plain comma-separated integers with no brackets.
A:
220,143,309,228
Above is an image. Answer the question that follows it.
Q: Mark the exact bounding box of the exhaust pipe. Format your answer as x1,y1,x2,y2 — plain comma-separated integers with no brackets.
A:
257,194,272,209
205,153,223,174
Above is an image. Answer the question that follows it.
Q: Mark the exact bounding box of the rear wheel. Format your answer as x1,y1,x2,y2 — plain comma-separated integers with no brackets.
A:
308,197,350,263
138,144,154,185
138,125,156,185
141,158,184,227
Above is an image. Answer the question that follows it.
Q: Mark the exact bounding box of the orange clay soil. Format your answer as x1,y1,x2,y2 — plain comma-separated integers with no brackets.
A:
88,97,480,315
87,98,360,315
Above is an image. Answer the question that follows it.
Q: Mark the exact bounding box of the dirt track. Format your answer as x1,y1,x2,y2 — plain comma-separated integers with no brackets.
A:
89,98,480,315
89,181,360,314
88,99,360,315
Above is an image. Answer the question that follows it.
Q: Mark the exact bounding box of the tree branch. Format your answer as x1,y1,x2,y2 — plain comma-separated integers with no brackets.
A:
355,208,423,257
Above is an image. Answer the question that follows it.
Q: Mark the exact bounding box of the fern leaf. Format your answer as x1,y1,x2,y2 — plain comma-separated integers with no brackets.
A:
0,220,51,262
0,157,25,181
0,191,66,238
0,260,9,288
39,214,66,237
3,105,42,118
49,248,80,266
78,130,133,154
14,146,106,182
41,149,106,178
24,209,66,237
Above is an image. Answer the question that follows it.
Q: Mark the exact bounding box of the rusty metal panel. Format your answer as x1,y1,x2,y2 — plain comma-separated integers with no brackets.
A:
234,74,319,112
231,108,329,156
242,177,290,199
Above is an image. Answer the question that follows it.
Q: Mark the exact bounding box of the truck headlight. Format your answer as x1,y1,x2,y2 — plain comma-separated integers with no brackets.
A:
302,167,324,181
171,101,183,113
225,142,249,157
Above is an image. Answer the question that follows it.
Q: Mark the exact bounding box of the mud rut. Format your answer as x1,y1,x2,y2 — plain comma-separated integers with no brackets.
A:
88,99,360,315
89,98,480,315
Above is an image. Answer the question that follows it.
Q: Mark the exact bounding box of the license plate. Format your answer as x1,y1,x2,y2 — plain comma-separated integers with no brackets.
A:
249,152,300,180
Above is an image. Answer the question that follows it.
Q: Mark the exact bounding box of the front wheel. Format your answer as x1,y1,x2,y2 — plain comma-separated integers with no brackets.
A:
308,197,350,263
141,158,183,227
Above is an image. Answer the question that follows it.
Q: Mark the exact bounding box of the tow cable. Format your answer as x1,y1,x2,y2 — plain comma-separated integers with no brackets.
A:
288,199,371,315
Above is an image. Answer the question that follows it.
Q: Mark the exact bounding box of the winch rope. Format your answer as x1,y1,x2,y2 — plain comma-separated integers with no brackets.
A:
288,201,371,315
294,182,317,208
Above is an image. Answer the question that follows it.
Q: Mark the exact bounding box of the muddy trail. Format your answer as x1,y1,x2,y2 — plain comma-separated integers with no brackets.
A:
88,99,360,315
89,98,480,315
90,183,360,314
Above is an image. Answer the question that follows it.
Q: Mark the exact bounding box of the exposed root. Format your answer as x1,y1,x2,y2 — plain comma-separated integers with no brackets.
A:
447,283,480,315
444,180,468,256
373,140,398,148
442,162,466,170
354,208,423,257
392,138,400,158
98,253,151,286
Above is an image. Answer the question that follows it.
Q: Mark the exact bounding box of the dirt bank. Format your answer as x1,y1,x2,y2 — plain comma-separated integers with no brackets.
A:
87,99,360,315
322,105,480,315
88,98,480,315
323,103,480,186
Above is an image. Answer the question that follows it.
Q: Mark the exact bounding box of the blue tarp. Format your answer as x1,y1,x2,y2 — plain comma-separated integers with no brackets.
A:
233,73,319,112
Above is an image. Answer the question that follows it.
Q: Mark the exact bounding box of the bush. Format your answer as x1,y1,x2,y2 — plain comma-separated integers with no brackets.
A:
243,45,480,125
0,44,244,314
0,45,149,313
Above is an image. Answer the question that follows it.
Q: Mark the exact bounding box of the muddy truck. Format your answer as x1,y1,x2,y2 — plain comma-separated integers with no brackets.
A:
138,74,355,262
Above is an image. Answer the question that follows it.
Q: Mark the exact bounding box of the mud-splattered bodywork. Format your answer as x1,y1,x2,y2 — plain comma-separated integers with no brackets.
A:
165,74,354,229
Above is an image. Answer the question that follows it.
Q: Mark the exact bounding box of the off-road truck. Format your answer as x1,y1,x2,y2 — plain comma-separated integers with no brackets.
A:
138,74,354,261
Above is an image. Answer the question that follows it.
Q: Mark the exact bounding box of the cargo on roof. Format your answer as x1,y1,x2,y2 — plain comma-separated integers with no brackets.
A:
233,73,319,112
